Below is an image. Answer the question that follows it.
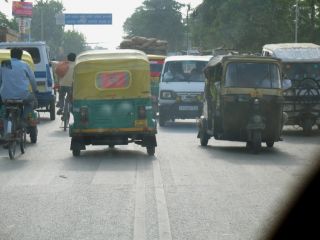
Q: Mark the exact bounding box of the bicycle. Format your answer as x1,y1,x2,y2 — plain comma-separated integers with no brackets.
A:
4,100,27,160
61,89,72,132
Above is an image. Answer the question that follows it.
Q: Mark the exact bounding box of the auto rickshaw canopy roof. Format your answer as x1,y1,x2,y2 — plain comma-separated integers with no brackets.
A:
74,49,151,100
0,49,35,71
205,54,281,77
263,43,320,62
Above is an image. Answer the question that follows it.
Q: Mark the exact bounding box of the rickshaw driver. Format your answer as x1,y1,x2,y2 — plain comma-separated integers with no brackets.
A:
0,48,38,133
56,53,76,115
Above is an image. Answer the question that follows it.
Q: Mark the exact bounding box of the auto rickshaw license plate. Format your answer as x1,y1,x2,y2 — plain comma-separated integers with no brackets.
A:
179,106,198,111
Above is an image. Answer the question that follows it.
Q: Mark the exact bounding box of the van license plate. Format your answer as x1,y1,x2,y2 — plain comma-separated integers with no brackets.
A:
179,106,198,111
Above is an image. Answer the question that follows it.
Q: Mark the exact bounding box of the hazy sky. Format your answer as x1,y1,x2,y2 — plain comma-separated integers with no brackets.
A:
0,0,202,49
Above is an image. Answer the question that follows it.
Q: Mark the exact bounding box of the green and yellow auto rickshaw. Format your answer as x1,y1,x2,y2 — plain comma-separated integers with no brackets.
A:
147,54,165,116
0,49,38,143
197,55,284,153
69,49,157,156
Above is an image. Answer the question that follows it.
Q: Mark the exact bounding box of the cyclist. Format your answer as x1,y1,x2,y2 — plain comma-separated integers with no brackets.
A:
56,52,76,115
0,48,37,135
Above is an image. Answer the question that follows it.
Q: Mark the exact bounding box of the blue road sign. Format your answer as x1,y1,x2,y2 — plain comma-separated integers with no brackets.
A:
64,14,112,25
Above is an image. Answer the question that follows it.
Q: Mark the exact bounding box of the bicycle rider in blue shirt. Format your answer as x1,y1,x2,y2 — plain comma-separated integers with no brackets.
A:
0,48,38,134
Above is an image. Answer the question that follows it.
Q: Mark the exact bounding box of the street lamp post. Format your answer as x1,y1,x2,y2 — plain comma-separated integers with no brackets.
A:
295,0,299,43
186,4,190,52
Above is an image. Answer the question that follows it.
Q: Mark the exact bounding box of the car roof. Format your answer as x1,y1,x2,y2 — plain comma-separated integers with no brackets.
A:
164,55,212,62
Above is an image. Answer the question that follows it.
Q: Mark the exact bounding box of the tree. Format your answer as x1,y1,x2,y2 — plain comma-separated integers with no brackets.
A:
62,30,86,57
31,0,64,58
190,0,317,52
123,0,185,51
0,12,18,31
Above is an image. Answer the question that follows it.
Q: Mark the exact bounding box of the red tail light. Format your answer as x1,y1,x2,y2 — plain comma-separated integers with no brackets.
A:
138,106,146,119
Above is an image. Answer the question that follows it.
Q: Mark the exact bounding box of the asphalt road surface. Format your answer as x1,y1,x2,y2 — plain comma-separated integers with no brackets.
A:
0,115,319,240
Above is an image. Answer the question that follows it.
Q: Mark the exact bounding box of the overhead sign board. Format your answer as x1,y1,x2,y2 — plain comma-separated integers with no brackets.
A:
59,13,112,25
12,1,33,17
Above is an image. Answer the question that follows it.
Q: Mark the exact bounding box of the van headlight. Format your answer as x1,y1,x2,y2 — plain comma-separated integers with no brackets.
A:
160,90,175,99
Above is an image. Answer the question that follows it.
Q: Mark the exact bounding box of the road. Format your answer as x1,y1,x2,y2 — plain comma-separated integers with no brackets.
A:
0,115,319,240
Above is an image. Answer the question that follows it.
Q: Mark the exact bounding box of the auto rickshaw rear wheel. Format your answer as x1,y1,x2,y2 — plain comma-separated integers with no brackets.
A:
30,126,38,143
252,130,262,154
199,130,209,146
72,148,81,157
147,146,155,156
266,141,274,148
302,118,313,136
159,114,166,127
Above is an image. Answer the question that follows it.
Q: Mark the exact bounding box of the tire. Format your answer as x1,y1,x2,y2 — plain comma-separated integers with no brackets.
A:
50,99,56,121
20,131,26,154
252,130,262,154
302,119,313,136
266,141,274,148
30,126,38,143
72,148,80,157
147,146,155,156
199,130,209,146
63,102,70,131
159,113,166,127
8,140,16,160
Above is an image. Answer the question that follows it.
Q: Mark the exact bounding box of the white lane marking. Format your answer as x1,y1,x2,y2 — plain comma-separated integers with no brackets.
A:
133,159,146,240
153,159,172,240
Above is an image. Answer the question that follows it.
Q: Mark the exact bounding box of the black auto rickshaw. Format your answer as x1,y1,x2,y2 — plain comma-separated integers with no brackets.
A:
197,55,284,153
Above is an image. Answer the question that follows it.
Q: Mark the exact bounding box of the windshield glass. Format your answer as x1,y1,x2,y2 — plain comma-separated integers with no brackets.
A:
162,60,207,82
150,61,164,77
225,62,281,88
283,62,320,81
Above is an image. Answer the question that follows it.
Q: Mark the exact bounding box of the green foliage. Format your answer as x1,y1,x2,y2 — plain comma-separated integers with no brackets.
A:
0,12,18,31
62,30,86,57
123,0,185,51
31,0,64,58
191,0,320,52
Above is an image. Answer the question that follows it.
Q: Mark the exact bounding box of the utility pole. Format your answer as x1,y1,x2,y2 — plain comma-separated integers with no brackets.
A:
186,4,191,52
295,0,299,43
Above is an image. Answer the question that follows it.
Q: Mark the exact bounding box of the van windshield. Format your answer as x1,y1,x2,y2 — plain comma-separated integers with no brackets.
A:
225,62,281,88
162,60,207,82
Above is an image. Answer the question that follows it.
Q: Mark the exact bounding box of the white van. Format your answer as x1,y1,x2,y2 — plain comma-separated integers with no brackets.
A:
158,55,212,126
0,41,56,120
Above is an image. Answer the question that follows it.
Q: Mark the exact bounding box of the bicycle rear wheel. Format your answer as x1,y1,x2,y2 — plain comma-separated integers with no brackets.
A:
8,140,16,160
20,130,26,154
63,101,70,131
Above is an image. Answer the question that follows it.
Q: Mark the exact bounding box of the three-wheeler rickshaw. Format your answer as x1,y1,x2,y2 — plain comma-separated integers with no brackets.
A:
197,55,284,153
69,49,157,156
0,49,39,144
262,43,320,134
147,54,165,116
